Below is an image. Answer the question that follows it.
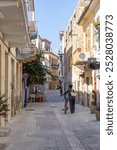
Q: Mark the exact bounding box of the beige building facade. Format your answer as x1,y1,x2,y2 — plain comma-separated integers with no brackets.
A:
0,45,22,121
63,0,100,107
0,0,37,126
43,51,59,90
77,0,100,107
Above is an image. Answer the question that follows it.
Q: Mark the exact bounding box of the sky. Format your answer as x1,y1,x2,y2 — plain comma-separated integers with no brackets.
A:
34,0,78,54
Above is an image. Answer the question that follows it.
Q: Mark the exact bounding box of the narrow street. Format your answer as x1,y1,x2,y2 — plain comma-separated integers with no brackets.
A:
0,90,100,150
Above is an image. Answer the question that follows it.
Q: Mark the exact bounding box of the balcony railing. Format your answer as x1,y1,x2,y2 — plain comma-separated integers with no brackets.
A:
30,30,38,39
51,63,59,69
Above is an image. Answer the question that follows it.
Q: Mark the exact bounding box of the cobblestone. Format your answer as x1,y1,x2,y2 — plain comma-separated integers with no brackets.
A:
0,90,100,150
0,127,11,137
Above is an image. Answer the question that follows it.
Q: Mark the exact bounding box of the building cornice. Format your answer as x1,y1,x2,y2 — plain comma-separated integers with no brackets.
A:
77,0,100,26
43,51,59,59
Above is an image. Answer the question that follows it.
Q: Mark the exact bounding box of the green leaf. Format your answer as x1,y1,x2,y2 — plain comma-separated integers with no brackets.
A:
22,53,55,85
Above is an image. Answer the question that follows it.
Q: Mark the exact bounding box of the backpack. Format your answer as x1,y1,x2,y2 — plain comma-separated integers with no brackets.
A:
69,89,76,97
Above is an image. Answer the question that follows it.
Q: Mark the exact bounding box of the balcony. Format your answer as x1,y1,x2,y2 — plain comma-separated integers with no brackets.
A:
87,58,100,70
0,0,30,48
16,48,36,63
77,0,99,26
30,30,38,40
51,63,59,69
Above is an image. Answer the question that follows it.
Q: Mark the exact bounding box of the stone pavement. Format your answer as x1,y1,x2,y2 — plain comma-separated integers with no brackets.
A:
0,90,100,150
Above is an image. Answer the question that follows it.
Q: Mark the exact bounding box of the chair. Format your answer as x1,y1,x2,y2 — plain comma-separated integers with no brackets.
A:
30,94,35,102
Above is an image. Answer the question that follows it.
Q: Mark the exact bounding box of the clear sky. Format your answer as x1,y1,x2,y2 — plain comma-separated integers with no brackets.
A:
34,0,78,54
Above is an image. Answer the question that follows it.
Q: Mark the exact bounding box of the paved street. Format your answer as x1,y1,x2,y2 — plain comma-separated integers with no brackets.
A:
0,90,100,150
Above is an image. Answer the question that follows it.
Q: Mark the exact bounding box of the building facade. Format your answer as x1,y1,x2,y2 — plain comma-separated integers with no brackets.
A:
58,31,64,90
0,0,37,126
62,0,100,107
42,39,52,51
43,51,59,90
77,0,100,108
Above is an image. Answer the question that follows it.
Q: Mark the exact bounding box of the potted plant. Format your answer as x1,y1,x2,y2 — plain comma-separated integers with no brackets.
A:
0,93,9,127
90,90,96,114
90,101,96,114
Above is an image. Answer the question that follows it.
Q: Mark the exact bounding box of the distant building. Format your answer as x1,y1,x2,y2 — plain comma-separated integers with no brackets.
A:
42,39,52,51
43,51,59,90
58,31,64,90
34,36,59,91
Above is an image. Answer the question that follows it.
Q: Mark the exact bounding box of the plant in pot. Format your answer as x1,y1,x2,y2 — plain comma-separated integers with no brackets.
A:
90,90,96,114
90,101,96,114
0,93,9,126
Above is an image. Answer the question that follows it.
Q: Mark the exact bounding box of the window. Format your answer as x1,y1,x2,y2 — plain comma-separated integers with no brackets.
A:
68,55,72,71
86,26,91,52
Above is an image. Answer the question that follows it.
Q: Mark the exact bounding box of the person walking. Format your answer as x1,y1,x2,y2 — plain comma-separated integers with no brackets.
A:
60,87,63,96
63,92,69,114
63,84,76,114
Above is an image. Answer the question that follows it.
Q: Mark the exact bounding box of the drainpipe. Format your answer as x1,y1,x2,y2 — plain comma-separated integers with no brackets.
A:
23,73,29,107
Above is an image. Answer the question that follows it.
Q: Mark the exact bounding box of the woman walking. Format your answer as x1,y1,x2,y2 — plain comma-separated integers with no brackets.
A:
63,84,75,114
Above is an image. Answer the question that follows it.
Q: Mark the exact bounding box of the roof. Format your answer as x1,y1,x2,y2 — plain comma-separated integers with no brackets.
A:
41,39,51,44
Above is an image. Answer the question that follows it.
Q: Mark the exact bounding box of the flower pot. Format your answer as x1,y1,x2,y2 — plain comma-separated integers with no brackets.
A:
95,110,100,121
90,105,96,114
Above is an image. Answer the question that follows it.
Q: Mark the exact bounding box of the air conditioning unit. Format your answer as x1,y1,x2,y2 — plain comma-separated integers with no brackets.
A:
78,52,91,61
